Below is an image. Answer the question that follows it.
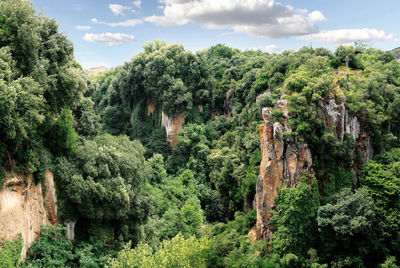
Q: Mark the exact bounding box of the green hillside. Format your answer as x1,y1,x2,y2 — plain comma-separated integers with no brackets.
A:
0,1,400,267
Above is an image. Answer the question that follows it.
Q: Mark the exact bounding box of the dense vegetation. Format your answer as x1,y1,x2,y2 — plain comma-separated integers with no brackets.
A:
1,0,400,267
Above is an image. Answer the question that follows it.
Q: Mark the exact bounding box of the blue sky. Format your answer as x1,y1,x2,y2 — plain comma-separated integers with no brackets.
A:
30,0,400,69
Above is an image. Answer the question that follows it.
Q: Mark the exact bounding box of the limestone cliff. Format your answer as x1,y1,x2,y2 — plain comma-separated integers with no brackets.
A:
322,98,373,170
254,95,373,241
254,98,314,241
161,111,185,148
0,169,58,260
146,99,185,148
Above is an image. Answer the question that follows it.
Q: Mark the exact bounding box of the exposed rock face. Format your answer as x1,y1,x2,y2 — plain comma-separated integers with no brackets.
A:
161,111,185,148
254,95,373,241
254,99,313,241
0,169,58,260
64,220,76,241
147,99,156,116
321,98,373,168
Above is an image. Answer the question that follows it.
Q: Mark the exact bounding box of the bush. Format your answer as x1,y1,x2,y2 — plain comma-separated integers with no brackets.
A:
0,235,23,268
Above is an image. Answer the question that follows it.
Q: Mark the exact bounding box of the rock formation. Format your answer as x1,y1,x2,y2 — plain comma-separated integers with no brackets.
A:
254,98,314,241
254,95,373,241
64,220,76,241
0,169,58,260
321,98,373,169
146,98,185,148
161,111,185,148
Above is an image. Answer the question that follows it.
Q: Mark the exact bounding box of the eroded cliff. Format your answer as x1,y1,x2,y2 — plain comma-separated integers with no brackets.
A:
254,95,373,241
147,99,185,148
254,98,314,241
0,169,58,259
161,111,185,148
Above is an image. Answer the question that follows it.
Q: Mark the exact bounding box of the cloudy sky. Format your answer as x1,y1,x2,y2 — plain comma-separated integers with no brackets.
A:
31,0,400,69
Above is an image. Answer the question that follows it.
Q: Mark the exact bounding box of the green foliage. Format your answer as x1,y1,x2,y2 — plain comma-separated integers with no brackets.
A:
109,233,211,268
21,225,109,268
0,47,44,150
0,0,39,75
0,0,92,175
0,234,23,268
166,124,210,178
102,105,131,136
208,146,246,219
143,169,204,247
48,108,78,156
74,97,101,138
268,110,284,123
284,71,311,92
335,45,363,69
22,225,74,267
359,148,400,258
200,210,282,267
317,188,382,266
271,179,320,259
54,134,151,243
379,256,399,268
3,4,400,265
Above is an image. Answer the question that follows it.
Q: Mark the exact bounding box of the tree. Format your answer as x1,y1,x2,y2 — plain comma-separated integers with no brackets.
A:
109,233,211,268
0,0,40,75
208,147,246,219
271,179,320,259
359,148,400,259
144,169,204,245
317,188,383,266
143,43,211,117
22,225,74,268
54,134,152,243
47,108,77,156
0,47,44,155
22,225,109,268
74,97,101,138
0,235,23,268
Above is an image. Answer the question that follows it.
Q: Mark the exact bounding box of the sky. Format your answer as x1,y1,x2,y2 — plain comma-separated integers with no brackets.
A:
30,0,400,69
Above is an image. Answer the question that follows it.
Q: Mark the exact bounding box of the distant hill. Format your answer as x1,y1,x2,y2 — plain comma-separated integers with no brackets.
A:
88,66,109,74
391,47,400,60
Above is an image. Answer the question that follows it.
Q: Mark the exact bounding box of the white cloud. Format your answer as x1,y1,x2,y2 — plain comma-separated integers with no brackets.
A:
82,32,136,45
264,44,280,53
75,25,92,31
301,28,393,44
145,0,326,38
109,4,131,15
308,11,326,23
133,0,141,8
91,18,143,27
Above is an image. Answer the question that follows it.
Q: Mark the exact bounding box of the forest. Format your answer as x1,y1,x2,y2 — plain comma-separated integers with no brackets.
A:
1,0,400,267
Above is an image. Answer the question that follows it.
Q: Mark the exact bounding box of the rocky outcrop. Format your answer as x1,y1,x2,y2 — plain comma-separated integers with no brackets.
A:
321,98,373,168
64,220,76,241
254,98,314,241
147,99,156,116
254,95,373,241
0,169,58,260
161,111,185,148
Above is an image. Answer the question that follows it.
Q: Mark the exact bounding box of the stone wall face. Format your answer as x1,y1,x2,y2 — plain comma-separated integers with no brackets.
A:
255,99,313,241
161,111,185,148
0,169,58,260
254,96,373,241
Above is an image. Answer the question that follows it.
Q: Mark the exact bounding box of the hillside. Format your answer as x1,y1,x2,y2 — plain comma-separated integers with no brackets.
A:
392,47,400,60
88,66,110,75
1,1,400,267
